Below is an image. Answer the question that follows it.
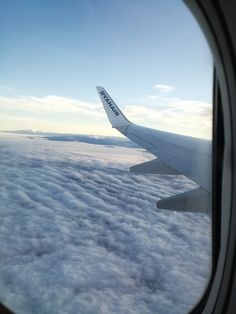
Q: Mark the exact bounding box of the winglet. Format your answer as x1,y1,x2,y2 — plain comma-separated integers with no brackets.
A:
96,86,131,128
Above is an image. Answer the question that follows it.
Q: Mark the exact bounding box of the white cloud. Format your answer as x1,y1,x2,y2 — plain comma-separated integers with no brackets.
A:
124,105,159,123
154,84,174,93
0,95,109,134
124,98,212,139
0,134,211,314
0,95,102,115
0,93,212,138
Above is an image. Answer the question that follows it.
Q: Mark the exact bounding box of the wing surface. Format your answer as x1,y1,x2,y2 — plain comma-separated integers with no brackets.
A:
97,86,212,212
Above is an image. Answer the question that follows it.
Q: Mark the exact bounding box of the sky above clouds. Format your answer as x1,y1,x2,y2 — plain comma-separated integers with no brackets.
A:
0,0,213,138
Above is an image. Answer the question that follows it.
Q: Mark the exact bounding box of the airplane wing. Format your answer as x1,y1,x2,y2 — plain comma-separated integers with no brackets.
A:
96,86,212,212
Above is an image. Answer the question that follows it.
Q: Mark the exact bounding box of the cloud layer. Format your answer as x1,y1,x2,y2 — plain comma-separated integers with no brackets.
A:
0,133,211,314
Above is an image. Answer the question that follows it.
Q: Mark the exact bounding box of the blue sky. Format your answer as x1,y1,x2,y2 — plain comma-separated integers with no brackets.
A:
0,0,213,137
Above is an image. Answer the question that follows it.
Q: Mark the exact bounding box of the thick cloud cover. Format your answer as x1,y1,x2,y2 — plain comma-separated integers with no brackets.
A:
0,133,211,314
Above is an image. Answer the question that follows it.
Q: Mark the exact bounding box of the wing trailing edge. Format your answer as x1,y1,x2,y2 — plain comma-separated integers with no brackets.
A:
156,188,211,213
130,158,179,175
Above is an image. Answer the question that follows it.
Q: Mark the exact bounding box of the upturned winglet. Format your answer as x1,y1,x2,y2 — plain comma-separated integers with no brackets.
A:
96,86,131,129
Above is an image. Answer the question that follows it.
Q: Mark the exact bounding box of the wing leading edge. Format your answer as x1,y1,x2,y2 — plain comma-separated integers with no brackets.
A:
96,86,212,213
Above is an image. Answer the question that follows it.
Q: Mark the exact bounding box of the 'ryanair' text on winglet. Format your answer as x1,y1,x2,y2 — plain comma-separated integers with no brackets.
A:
96,86,131,128
99,89,120,116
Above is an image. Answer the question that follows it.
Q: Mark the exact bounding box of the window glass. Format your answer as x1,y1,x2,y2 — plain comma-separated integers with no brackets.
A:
0,1,212,313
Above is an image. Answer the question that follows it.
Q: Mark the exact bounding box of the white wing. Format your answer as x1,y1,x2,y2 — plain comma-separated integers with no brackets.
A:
97,86,212,212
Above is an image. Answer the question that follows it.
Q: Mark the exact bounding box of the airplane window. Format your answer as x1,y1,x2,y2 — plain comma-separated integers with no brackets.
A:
0,1,212,313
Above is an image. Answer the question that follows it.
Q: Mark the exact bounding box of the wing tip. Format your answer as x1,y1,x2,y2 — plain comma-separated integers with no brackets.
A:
96,86,131,128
